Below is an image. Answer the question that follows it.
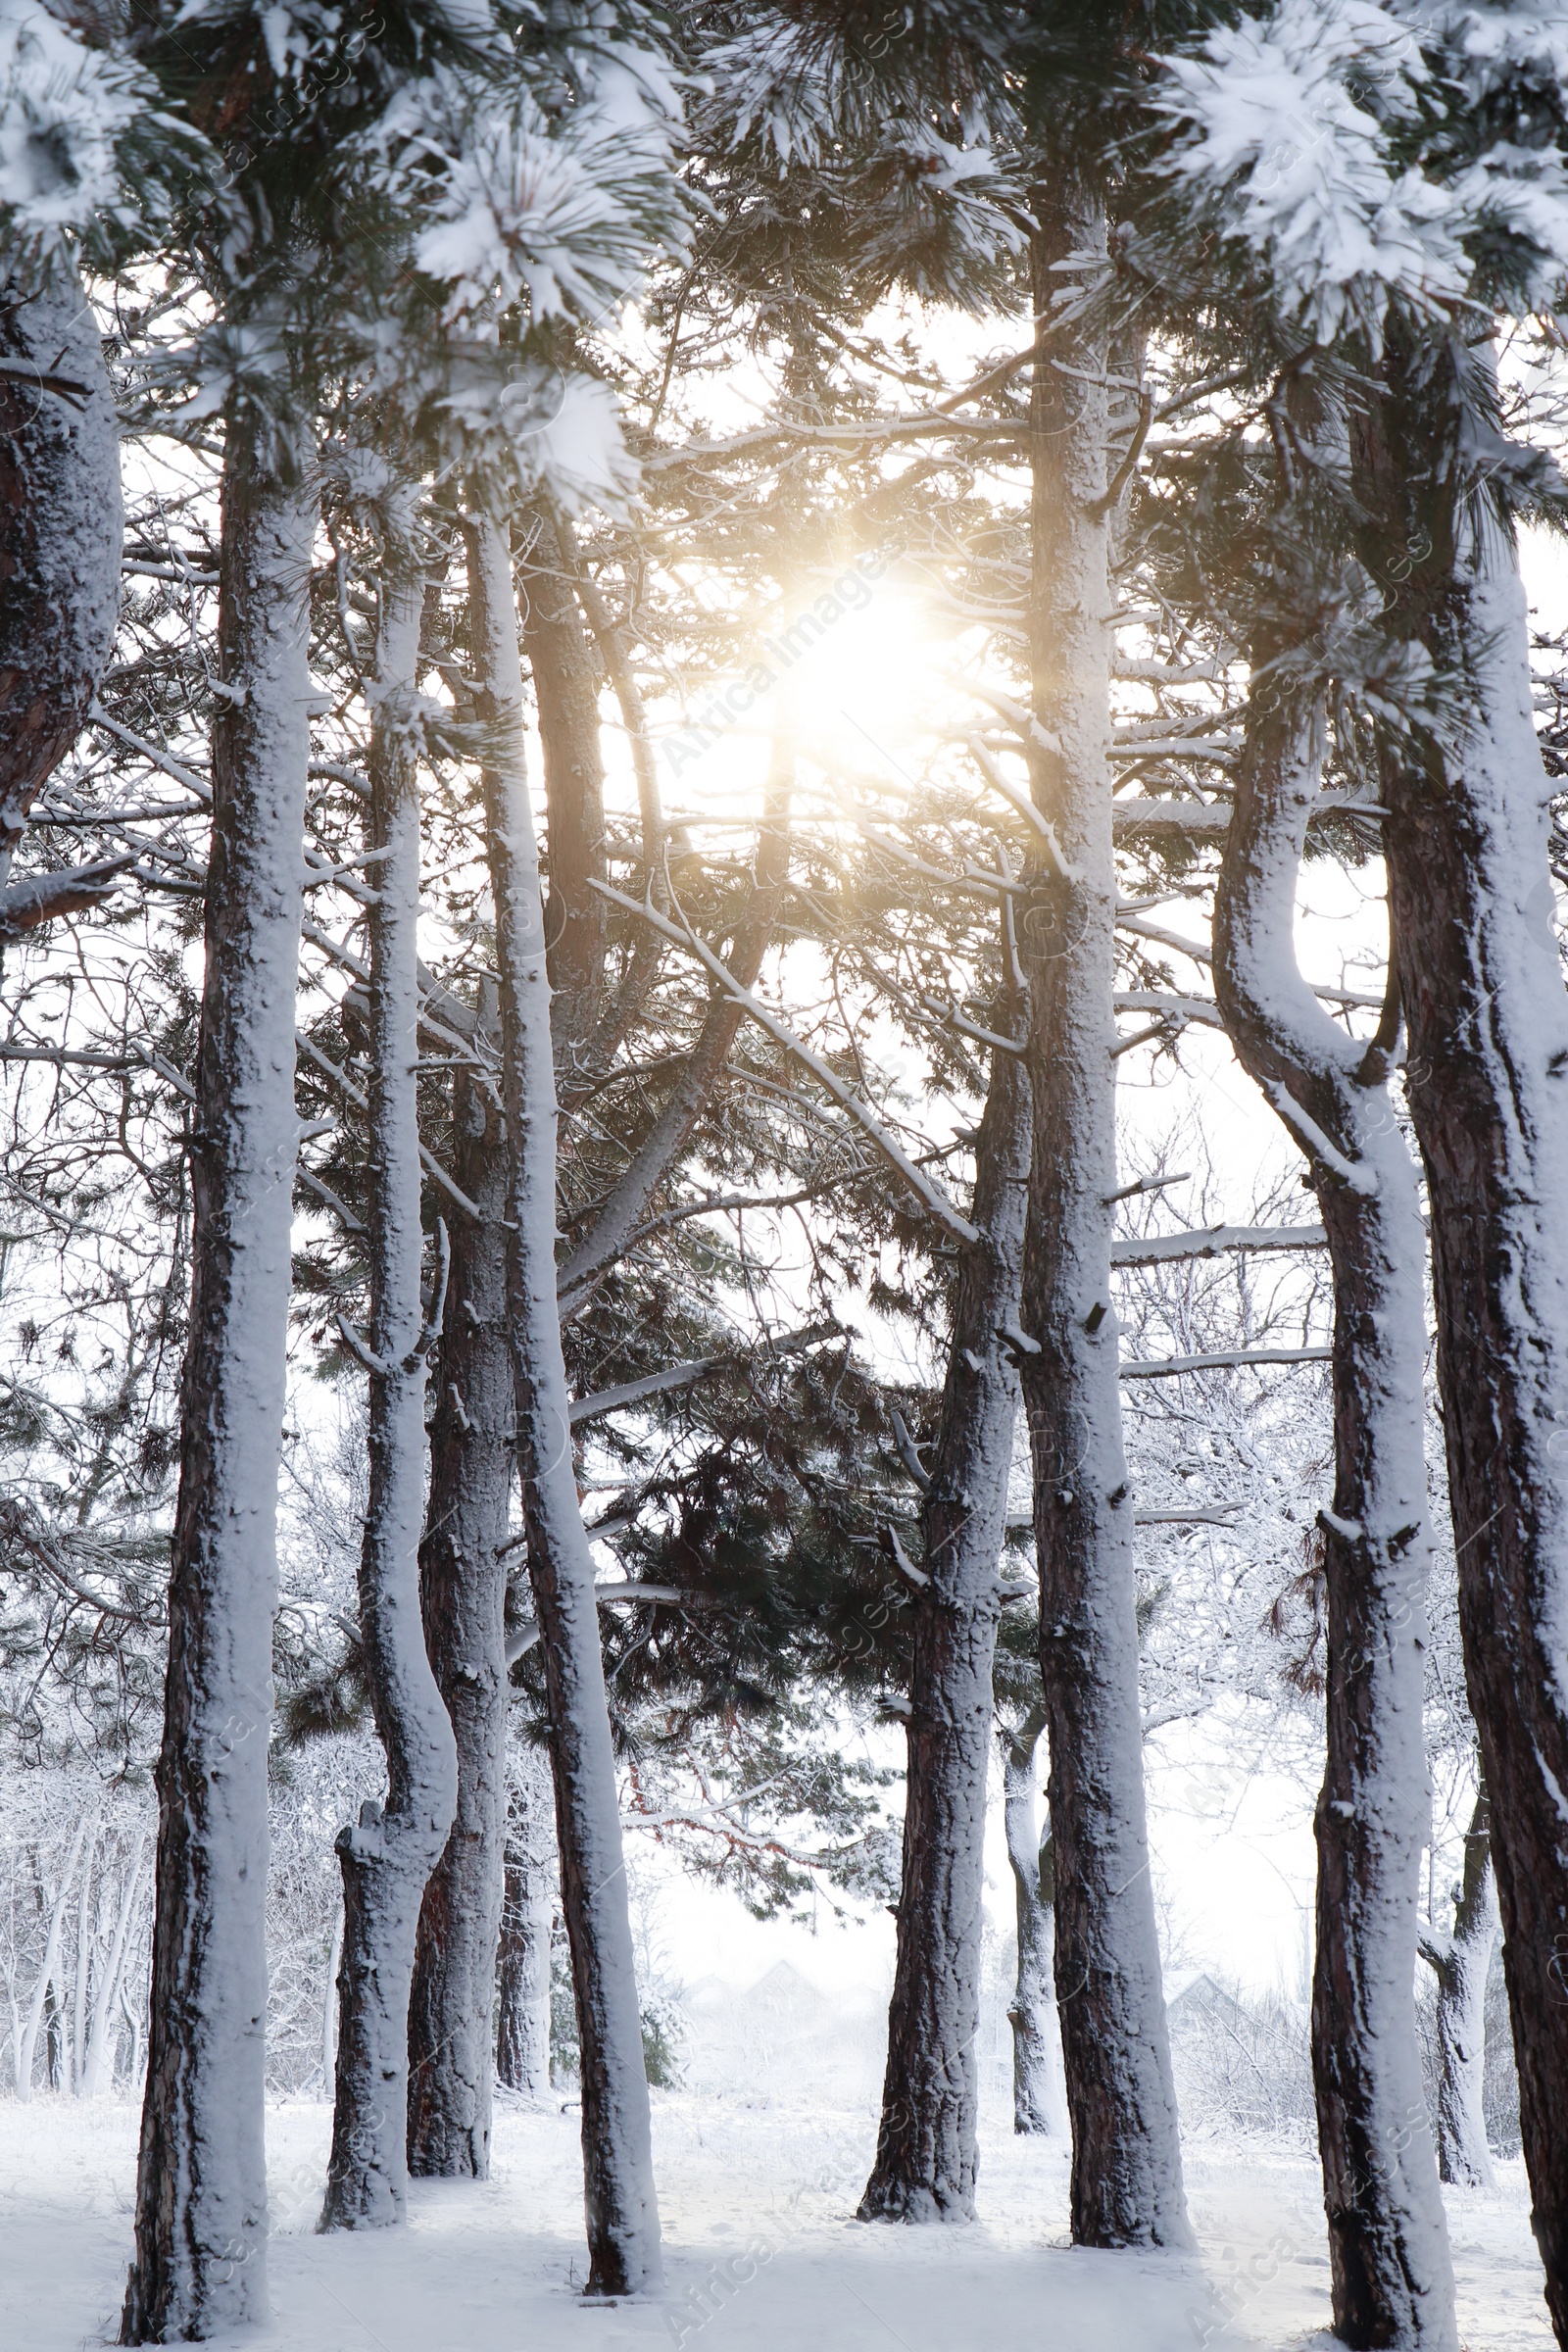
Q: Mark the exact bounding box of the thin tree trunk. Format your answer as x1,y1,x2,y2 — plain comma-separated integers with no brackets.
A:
522,511,607,1078
122,420,317,2343
1003,1716,1065,2137
496,1744,556,2103
320,549,459,2230
1214,673,1456,2349
859,1015,1030,2222
408,977,513,2180
0,266,125,953
1362,336,1568,2346
16,1815,88,2100
83,1837,144,2099
1016,178,1190,2253
1420,1784,1497,2191
71,1823,96,2095
467,510,662,2296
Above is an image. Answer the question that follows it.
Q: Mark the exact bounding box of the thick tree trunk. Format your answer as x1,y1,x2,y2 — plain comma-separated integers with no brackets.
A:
1003,1718,1065,2138
320,557,459,2230
1420,1785,1497,2192
407,979,513,2180
1016,180,1190,2253
0,266,125,951
468,511,662,2296
122,422,317,2341
522,511,607,1079
859,1023,1030,2223
1214,674,1455,2350
496,1743,556,2103
1362,339,1568,2347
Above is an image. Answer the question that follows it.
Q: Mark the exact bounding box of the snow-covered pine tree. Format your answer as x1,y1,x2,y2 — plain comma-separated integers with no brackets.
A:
858,956,1030,2222
468,504,662,2293
407,975,513,2178
1211,556,1456,2344
1147,7,1568,2334
319,482,459,2229
0,0,200,955
117,0,510,2326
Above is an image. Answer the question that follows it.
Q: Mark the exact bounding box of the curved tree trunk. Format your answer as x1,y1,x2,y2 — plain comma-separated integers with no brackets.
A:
496,1743,556,2103
0,265,125,954
1213,669,1455,2350
468,510,662,2297
1420,1783,1497,2192
320,553,459,2230
1359,338,1568,2346
1003,1718,1065,2137
407,979,513,2180
1016,178,1190,2253
859,1014,1030,2222
122,419,317,2342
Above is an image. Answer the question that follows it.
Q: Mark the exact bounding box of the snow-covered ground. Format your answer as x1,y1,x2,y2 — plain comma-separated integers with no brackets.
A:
2,2086,1547,2352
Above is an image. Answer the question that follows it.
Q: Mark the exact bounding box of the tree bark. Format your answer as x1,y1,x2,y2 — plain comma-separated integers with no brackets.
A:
1016,178,1191,2253
1419,1784,1497,2192
468,510,662,2296
122,421,317,2342
407,978,513,2180
496,1743,556,2103
1360,336,1568,2347
320,553,459,2230
521,511,607,1079
0,265,124,950
1003,1714,1065,2137
859,1016,1030,2222
1214,672,1456,2350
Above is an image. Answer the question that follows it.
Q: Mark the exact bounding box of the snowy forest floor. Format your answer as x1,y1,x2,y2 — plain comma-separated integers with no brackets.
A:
3,2091,1547,2352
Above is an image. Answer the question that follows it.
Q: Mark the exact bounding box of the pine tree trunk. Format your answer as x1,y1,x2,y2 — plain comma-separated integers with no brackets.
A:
1214,675,1456,2350
122,420,317,2341
407,977,512,2180
1003,1721,1065,2137
1363,338,1568,2346
0,266,124,951
320,557,459,2230
1016,178,1190,2253
467,511,662,2296
1421,1785,1497,2192
496,1746,556,2102
859,1025,1030,2222
522,511,607,1077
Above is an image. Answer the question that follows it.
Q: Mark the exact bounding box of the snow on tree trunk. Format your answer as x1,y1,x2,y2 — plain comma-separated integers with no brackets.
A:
122,423,318,2343
1420,1784,1498,2192
408,977,512,2180
1213,668,1456,2351
1003,1719,1065,2138
320,550,459,2230
521,510,607,1079
1015,180,1191,2253
16,1812,88,2100
467,510,661,2296
859,1023,1030,2223
0,265,125,954
496,1744,556,2103
1365,335,1568,2345
83,1837,144,2099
